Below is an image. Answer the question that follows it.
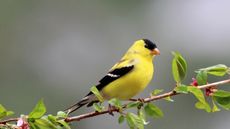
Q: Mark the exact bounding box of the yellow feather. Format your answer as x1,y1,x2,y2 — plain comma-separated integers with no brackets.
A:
101,40,157,100
66,39,159,114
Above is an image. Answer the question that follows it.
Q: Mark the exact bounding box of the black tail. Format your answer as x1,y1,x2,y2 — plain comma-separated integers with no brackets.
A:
65,94,99,114
65,97,89,114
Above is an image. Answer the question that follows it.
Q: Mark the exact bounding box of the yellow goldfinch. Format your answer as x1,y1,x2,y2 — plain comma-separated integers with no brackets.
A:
66,39,160,114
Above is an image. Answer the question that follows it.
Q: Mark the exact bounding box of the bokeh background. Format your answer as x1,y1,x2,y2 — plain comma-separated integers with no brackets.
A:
1,0,230,129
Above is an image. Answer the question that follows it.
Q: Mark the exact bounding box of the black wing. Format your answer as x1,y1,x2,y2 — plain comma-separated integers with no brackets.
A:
66,65,134,113
87,65,134,96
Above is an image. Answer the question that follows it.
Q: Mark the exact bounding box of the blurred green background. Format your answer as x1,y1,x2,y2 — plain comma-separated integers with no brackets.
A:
0,0,230,129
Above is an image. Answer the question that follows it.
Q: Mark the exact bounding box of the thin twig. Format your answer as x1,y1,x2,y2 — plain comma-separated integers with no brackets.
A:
65,108,120,122
0,118,18,124
1,79,230,124
65,78,230,123
144,79,230,103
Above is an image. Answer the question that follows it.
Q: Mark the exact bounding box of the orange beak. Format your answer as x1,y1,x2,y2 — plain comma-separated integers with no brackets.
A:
151,48,160,55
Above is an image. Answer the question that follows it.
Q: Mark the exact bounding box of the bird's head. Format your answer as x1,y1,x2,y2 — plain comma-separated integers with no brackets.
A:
129,39,160,58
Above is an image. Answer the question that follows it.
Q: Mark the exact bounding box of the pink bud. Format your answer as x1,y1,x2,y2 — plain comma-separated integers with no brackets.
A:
205,86,217,96
191,78,198,87
17,118,30,129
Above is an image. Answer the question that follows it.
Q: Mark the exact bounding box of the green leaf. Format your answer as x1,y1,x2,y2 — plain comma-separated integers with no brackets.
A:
172,51,187,83
0,104,14,119
213,96,230,110
34,119,57,129
138,108,148,125
151,89,164,96
212,90,230,110
196,70,207,85
6,111,14,116
228,68,230,75
0,104,6,113
47,114,70,128
188,87,206,104
29,121,37,129
0,112,6,120
0,105,6,119
57,111,67,118
174,85,188,94
126,102,142,109
47,114,57,124
188,86,211,112
126,113,144,129
108,98,122,109
199,64,228,76
93,103,104,112
172,58,180,83
195,102,208,110
144,103,164,118
126,113,135,129
118,115,125,124
211,97,220,112
90,86,104,102
29,99,46,119
164,96,174,102
213,90,230,97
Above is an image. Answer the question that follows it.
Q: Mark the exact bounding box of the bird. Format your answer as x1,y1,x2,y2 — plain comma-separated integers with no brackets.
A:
66,39,160,114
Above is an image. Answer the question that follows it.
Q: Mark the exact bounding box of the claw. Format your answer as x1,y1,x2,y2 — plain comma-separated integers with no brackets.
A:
137,98,145,103
108,104,114,116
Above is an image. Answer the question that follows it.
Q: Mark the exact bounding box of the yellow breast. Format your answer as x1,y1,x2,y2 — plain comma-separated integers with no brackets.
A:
101,58,154,100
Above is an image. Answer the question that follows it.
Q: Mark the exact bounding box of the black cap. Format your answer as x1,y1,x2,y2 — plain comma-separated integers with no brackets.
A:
143,39,157,50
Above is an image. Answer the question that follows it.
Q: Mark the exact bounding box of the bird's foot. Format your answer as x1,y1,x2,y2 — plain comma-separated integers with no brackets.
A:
137,98,145,103
136,98,145,109
108,104,115,116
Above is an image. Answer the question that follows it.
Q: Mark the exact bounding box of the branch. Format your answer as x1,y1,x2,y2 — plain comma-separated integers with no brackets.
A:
0,118,18,124
1,79,229,124
64,78,230,123
65,108,120,122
